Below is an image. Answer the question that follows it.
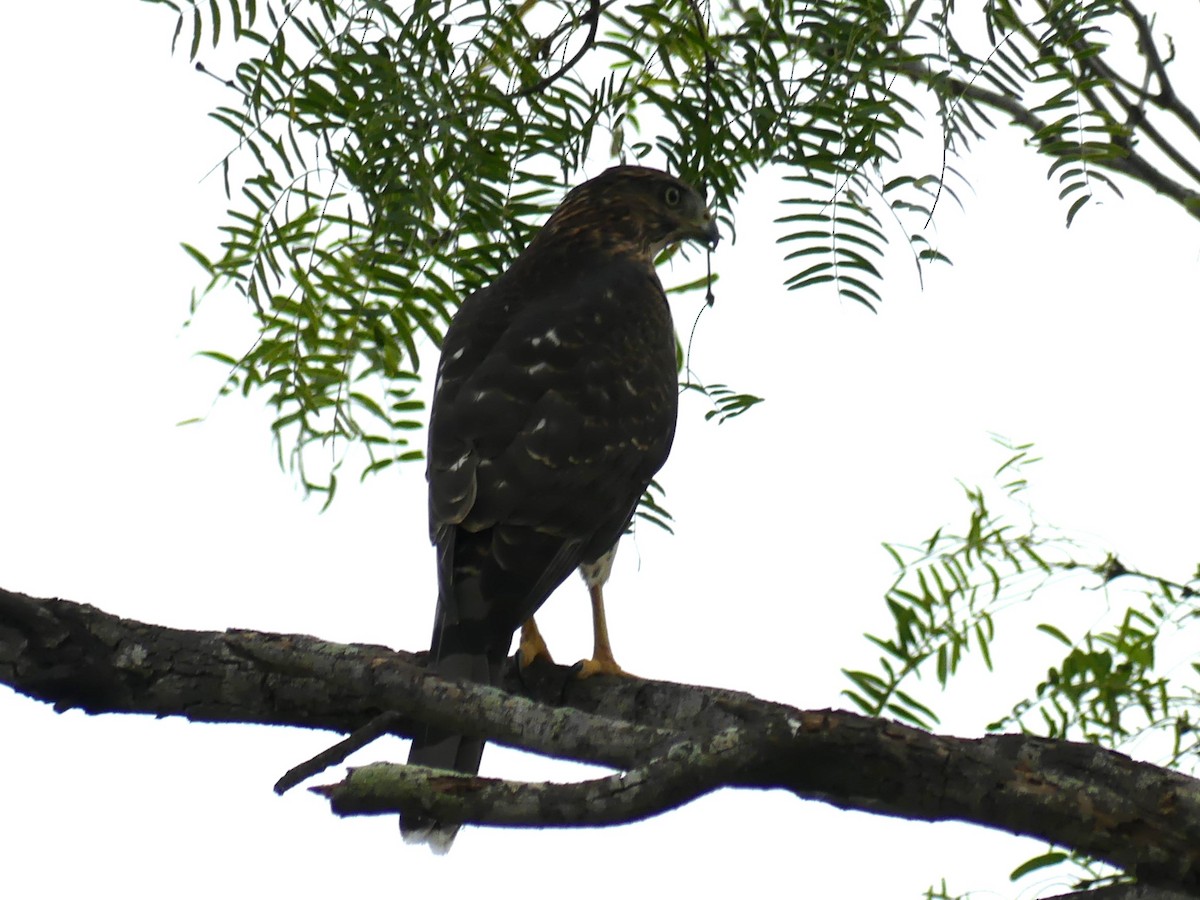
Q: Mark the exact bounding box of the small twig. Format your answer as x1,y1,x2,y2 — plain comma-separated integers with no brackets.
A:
510,0,601,98
276,711,406,794
1120,0,1174,104
891,59,1200,219
194,60,235,89
1092,555,1199,600
1120,0,1200,147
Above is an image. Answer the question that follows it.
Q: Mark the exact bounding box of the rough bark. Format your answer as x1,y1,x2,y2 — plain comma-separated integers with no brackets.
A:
1048,887,1200,900
3,586,1200,896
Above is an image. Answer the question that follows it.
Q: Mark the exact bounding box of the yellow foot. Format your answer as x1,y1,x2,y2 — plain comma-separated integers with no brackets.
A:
518,619,554,669
574,657,635,679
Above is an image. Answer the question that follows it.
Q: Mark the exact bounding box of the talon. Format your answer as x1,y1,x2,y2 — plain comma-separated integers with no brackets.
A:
574,656,634,679
518,618,554,669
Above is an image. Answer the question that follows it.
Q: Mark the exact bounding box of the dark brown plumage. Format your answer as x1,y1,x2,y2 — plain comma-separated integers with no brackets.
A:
403,166,718,851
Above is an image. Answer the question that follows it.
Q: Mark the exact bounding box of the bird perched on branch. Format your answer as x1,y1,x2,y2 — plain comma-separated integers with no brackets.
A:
404,165,718,852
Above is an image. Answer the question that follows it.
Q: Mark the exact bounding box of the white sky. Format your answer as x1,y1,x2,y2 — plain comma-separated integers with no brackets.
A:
2,3,1199,897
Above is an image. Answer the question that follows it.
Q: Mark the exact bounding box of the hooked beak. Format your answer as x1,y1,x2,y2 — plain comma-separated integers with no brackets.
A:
681,207,719,251
701,211,720,249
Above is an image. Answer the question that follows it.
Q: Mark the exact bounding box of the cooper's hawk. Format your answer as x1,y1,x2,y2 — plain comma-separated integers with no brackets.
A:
404,166,718,851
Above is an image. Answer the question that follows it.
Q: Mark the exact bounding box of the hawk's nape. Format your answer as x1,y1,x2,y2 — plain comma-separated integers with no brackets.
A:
403,166,718,852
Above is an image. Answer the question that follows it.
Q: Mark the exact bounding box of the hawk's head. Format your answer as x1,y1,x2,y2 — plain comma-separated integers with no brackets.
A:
535,166,719,261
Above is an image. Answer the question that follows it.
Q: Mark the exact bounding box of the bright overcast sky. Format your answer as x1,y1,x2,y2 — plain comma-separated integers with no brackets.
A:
3,3,1199,897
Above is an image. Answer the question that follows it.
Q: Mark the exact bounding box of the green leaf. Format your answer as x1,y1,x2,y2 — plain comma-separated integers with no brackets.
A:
181,242,213,271
1037,624,1073,647
1010,851,1068,881
1065,192,1092,227
190,3,202,60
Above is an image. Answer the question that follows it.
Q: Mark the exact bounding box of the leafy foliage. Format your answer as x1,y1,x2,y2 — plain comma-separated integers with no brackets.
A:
680,381,764,424
847,435,1200,889
843,437,1064,730
146,0,1200,495
993,558,1200,764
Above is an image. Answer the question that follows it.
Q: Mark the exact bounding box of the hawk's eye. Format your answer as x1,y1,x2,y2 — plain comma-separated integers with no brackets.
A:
663,186,681,207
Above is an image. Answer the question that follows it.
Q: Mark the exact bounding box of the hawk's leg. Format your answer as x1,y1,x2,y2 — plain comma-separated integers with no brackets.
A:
518,617,554,668
575,578,630,678
575,546,632,679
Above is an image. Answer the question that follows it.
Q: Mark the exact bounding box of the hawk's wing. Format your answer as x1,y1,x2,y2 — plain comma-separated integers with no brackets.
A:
426,254,678,645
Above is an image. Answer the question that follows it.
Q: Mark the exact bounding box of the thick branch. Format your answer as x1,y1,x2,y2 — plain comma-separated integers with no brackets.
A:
4,586,1200,893
1049,887,1200,900
314,704,1200,892
0,586,673,768
315,727,747,827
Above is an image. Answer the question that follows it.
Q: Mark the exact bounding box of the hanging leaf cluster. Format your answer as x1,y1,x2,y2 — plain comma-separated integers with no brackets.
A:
143,0,1199,495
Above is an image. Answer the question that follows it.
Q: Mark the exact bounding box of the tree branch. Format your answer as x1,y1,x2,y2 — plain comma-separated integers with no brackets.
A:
510,0,601,98
891,58,1200,220
0,586,673,767
5,586,1200,893
1045,2,1200,192
1115,0,1200,151
1048,885,1200,900
314,727,747,826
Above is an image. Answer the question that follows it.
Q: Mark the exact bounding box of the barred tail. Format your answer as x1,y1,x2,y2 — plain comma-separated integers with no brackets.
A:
401,603,504,853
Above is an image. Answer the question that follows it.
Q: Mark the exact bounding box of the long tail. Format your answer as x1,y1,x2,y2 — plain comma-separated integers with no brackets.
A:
401,607,504,853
